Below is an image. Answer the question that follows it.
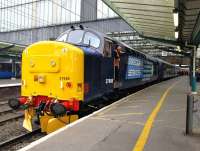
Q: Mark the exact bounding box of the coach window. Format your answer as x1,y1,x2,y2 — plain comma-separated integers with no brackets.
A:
83,32,100,48
103,39,112,57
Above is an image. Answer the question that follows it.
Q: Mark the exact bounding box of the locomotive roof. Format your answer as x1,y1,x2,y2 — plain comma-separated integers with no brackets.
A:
61,26,177,67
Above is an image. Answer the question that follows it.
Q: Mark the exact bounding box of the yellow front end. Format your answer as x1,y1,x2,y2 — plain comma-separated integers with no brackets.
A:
21,41,84,133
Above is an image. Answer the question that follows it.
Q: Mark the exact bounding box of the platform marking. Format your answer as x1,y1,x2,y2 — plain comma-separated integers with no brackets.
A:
127,99,149,103
154,119,164,123
132,81,179,151
97,106,117,116
119,105,139,108
98,112,144,118
90,117,145,126
165,108,185,112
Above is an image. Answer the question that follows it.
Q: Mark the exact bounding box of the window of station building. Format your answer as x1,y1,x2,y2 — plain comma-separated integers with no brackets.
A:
0,0,81,32
83,32,100,48
97,0,118,19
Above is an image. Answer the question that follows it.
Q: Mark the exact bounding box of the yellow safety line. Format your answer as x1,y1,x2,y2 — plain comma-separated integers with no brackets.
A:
132,81,178,151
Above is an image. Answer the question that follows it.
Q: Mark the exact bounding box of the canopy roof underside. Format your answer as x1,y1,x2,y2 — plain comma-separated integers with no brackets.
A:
103,0,200,45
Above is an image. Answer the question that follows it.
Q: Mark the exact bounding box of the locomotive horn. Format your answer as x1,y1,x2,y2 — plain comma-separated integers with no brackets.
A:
70,25,75,30
50,103,67,117
79,25,84,30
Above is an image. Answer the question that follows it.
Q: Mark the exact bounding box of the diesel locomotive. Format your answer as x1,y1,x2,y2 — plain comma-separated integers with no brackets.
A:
8,26,179,134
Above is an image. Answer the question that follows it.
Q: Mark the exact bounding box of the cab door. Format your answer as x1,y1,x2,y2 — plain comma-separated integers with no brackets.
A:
101,39,114,94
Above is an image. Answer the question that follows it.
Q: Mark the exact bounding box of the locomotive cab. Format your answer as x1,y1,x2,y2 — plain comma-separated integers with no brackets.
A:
9,26,116,133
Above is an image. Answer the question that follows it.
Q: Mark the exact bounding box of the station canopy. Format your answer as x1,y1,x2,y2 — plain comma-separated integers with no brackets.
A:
0,41,25,58
103,0,200,45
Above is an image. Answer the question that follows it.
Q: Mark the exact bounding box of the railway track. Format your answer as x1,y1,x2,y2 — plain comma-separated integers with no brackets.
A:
0,86,20,103
0,86,45,150
0,114,24,126
0,101,8,105
0,129,44,151
0,100,24,126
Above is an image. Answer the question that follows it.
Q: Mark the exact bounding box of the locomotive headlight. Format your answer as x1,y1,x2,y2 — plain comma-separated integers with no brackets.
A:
50,103,66,117
38,75,46,83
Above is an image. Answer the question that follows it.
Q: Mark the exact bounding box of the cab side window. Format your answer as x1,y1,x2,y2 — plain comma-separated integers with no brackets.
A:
103,39,112,57
83,32,100,48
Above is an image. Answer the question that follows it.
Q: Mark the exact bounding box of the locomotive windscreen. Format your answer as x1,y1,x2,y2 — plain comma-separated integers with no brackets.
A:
56,29,101,49
57,30,84,44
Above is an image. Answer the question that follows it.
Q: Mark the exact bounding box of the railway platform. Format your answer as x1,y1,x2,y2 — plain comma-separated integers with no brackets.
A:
19,76,200,151
0,79,21,88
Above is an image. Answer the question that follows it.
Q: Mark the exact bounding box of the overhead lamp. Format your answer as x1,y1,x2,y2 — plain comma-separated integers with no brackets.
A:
175,28,179,39
173,9,179,27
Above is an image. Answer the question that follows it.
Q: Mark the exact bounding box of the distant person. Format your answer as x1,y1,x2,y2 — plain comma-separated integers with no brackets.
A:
114,45,122,82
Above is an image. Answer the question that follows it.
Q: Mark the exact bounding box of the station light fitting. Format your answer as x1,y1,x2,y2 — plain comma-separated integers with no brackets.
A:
175,28,179,39
175,31,179,39
173,9,179,27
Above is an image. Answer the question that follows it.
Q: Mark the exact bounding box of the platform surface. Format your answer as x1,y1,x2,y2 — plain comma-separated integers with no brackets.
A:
20,76,200,151
0,79,21,87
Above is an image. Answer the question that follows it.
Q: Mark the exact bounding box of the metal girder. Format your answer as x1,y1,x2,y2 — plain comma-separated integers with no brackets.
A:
157,47,190,57
128,20,173,28
135,27,174,35
116,7,172,14
140,35,181,46
124,13,172,19
121,10,173,19
128,16,173,23
109,0,174,8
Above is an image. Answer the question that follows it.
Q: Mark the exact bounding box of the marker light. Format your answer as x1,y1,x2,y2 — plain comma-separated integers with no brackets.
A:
173,9,179,27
